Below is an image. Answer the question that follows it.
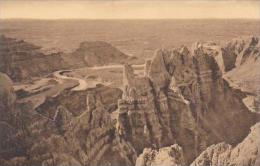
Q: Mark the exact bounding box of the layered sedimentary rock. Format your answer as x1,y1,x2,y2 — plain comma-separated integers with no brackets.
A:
36,84,122,118
136,144,185,166
0,76,136,166
117,42,259,163
0,35,68,81
220,37,260,112
208,36,260,73
191,122,260,166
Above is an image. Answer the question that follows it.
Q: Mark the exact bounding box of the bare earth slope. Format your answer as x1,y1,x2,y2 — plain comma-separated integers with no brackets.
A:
63,41,129,67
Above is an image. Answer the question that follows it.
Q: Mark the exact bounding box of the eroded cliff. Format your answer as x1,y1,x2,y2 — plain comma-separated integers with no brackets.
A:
116,41,259,163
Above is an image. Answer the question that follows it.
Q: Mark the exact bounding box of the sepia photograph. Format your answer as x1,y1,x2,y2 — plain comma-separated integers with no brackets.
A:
0,0,259,166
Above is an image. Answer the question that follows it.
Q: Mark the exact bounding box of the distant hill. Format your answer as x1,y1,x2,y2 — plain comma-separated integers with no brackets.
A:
63,41,129,67
0,35,129,81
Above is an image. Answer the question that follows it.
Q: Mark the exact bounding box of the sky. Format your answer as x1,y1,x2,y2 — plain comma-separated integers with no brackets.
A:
0,0,259,19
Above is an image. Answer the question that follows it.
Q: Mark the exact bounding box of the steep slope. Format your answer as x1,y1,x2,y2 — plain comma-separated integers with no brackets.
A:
191,122,260,166
136,122,260,166
0,79,137,166
211,36,259,73
204,36,260,94
117,42,259,163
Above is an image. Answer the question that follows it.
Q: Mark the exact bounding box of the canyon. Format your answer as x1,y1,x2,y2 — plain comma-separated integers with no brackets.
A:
0,35,259,166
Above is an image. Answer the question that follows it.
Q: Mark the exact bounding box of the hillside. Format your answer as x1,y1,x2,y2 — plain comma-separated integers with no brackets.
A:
63,41,129,67
0,35,68,81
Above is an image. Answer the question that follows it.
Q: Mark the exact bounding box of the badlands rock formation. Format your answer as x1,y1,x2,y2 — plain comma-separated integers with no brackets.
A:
222,37,260,112
0,35,68,81
199,36,260,113
117,40,259,163
0,37,259,166
136,144,185,166
0,79,136,166
197,36,259,75
191,122,260,166
136,122,259,166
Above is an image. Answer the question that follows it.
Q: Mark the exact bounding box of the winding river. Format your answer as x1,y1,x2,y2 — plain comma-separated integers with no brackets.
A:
54,64,145,91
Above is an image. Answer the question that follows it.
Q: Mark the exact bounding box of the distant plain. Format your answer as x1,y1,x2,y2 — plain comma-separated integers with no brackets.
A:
1,19,259,59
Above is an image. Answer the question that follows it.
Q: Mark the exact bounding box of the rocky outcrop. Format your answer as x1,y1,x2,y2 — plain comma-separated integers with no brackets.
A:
0,35,68,81
208,36,260,73
220,37,260,112
64,41,129,67
36,84,122,118
117,42,259,163
191,122,260,166
1,77,136,166
136,144,185,166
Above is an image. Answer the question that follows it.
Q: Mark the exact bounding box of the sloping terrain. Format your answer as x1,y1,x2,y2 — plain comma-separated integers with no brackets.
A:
63,41,129,67
191,122,260,166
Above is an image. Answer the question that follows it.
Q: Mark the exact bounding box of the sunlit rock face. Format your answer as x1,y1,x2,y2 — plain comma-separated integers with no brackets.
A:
136,144,185,166
117,52,200,162
191,122,260,166
206,36,260,73
117,42,259,163
118,63,163,153
59,93,136,166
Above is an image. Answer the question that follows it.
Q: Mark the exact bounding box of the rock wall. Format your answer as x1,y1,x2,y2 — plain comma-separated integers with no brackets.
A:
0,83,136,166
117,42,259,163
191,122,260,166
212,36,259,73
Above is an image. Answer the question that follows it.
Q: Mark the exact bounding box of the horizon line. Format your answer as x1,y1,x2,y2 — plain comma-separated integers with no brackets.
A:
1,18,259,20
